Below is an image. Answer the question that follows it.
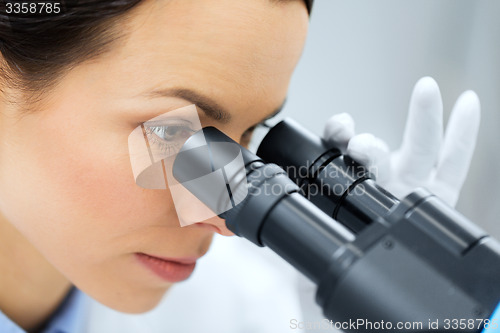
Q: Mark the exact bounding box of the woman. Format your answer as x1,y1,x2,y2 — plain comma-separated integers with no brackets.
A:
0,1,308,331
0,0,480,332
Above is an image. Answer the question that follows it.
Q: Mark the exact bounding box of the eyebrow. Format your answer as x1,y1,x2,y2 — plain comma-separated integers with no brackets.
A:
144,88,285,125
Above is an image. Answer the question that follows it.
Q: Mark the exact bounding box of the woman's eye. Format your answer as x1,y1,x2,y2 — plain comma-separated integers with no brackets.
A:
151,125,194,142
144,124,196,154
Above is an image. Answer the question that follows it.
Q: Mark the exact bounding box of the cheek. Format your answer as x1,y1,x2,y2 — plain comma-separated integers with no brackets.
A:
0,112,217,311
39,127,178,234
1,112,178,261
49,146,155,223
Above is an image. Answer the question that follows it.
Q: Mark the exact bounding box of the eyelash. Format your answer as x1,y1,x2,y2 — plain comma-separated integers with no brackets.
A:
142,119,268,155
144,123,196,155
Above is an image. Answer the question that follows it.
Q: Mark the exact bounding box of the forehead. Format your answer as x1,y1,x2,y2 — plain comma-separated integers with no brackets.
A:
104,0,309,119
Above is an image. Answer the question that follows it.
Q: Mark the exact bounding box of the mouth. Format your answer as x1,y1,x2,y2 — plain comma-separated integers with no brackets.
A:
135,252,198,283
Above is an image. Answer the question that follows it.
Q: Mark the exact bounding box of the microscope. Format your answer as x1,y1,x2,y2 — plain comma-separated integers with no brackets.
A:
173,119,500,333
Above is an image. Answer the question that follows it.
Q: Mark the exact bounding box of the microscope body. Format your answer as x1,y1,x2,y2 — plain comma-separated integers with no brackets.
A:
173,120,500,333
316,188,500,332
256,119,500,332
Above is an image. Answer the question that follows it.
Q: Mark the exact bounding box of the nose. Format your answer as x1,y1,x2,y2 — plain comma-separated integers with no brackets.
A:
198,216,234,236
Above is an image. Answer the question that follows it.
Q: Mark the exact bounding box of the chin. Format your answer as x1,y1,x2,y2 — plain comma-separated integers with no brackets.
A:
96,285,171,314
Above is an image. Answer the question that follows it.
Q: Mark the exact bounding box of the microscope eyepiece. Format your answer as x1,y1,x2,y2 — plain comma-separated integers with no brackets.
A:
172,126,355,283
258,118,399,233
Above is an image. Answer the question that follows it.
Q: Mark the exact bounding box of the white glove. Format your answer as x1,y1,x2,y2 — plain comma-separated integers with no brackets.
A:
323,77,481,207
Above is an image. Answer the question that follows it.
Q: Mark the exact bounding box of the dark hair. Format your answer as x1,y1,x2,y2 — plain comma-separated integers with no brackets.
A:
0,0,311,102
0,0,143,97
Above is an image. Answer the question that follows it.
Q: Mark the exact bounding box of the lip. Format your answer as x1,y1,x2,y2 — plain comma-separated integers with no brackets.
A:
135,253,197,283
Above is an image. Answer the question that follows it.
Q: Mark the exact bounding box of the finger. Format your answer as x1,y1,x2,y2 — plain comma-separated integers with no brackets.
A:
396,77,443,185
430,90,481,206
347,133,391,184
323,113,356,152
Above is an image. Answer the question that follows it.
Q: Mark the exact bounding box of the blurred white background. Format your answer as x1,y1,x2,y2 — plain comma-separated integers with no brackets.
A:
278,0,500,237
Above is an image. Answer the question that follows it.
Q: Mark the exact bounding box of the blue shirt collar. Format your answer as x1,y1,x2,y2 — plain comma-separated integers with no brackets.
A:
0,287,89,333
0,310,22,333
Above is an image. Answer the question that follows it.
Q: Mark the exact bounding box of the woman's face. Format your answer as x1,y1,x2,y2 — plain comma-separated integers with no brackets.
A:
0,0,308,312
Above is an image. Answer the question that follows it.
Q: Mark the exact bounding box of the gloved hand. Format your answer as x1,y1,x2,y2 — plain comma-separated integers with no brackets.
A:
323,77,481,207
